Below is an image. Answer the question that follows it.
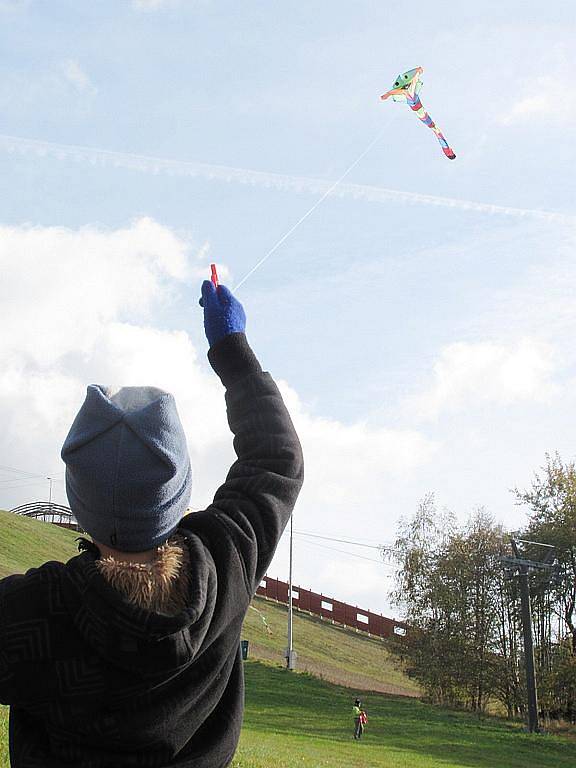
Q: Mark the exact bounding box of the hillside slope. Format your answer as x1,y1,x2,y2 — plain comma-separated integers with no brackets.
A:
0,508,81,579
233,661,576,768
2,511,575,767
3,662,575,768
244,596,418,696
0,509,417,695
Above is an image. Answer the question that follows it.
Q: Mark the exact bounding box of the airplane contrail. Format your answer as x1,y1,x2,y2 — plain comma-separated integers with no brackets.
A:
0,133,572,225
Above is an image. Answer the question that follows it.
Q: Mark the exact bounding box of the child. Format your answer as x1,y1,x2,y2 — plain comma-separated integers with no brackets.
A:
0,280,304,767
353,698,363,740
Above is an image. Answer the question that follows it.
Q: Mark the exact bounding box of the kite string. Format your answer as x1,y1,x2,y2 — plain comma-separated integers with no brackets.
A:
232,115,396,292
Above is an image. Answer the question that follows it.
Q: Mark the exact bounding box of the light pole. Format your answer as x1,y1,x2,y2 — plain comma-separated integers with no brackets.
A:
286,511,296,670
47,476,57,524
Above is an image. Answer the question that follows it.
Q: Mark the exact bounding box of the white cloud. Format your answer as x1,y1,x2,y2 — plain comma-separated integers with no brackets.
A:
281,381,435,507
479,240,576,346
0,218,433,614
61,59,97,96
408,338,559,422
0,218,202,472
0,217,189,367
0,0,29,10
0,60,97,116
315,559,393,606
499,76,576,127
132,0,180,10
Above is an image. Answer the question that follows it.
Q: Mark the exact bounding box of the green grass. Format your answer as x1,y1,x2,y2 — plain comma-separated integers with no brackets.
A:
0,508,418,695
232,661,576,768
0,707,7,768
0,508,80,579
2,662,575,768
2,509,576,767
243,596,419,696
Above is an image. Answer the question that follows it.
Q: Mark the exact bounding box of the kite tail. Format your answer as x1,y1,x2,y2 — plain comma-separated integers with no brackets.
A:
409,96,456,160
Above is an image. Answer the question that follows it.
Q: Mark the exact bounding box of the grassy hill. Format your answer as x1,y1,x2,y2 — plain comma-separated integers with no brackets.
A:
0,508,81,579
0,661,576,768
0,508,417,696
234,662,576,768
242,596,418,696
2,509,576,767
3,661,574,768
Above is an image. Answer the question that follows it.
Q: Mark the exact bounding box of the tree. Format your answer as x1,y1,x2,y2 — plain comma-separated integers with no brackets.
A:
514,453,576,654
392,496,506,711
392,460,576,722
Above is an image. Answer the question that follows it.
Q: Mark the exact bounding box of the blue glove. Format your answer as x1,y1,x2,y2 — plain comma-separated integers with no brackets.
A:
199,280,246,347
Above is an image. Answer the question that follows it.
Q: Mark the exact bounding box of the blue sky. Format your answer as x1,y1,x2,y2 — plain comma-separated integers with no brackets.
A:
0,0,575,616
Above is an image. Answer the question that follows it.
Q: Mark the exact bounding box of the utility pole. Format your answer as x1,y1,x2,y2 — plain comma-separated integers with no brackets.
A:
511,540,539,734
502,538,558,734
285,511,297,670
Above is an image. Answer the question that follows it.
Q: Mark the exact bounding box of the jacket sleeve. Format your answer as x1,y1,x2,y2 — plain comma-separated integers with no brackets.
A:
184,333,304,595
0,575,18,705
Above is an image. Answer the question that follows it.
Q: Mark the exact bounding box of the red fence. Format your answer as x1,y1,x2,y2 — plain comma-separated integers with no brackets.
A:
256,576,407,640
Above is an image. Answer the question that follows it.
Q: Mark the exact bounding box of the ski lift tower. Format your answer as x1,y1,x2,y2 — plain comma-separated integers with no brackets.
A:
501,538,560,734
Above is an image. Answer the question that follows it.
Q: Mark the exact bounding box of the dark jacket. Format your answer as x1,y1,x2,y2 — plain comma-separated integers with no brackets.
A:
0,333,304,767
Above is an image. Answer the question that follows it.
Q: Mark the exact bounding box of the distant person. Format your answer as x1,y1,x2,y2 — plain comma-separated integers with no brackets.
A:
353,698,364,740
0,280,304,767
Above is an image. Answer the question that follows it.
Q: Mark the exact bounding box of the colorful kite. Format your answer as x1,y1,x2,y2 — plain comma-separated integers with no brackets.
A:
381,67,456,160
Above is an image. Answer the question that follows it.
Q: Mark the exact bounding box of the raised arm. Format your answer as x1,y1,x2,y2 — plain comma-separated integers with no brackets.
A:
182,280,304,594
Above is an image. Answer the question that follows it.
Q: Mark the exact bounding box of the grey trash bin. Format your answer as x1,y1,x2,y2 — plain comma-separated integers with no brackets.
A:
240,640,249,660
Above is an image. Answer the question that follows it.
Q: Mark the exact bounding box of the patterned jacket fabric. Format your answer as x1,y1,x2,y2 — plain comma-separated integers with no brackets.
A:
0,332,304,767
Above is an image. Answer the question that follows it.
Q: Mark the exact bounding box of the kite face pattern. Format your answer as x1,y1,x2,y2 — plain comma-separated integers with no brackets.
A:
381,67,456,160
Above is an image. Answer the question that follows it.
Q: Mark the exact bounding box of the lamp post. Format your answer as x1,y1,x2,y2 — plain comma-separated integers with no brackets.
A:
285,511,296,670
47,476,54,521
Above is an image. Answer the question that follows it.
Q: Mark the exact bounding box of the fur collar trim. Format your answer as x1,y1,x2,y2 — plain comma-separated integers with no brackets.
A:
91,533,191,617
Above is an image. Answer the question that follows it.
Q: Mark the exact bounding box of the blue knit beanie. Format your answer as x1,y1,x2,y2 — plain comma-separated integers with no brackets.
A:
61,385,192,552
